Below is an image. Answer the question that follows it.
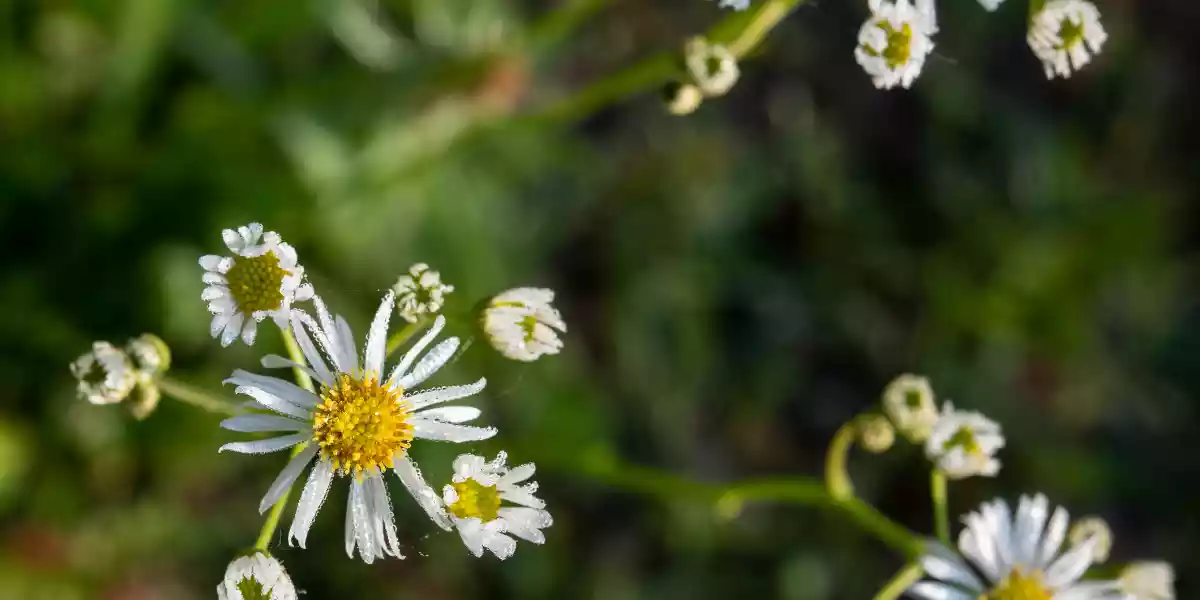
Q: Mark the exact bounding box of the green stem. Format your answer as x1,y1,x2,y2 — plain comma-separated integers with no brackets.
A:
931,470,950,545
253,329,316,552
825,421,858,500
158,377,238,415
385,318,429,357
872,562,925,600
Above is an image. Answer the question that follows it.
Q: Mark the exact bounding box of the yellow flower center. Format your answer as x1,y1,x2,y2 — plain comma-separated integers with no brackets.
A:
311,374,413,475
983,568,1052,600
225,252,288,314
519,315,539,342
943,425,982,455
448,478,502,522
1057,16,1085,50
866,22,914,69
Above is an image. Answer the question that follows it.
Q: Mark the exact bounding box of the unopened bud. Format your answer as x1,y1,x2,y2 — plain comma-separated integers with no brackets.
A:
859,415,895,453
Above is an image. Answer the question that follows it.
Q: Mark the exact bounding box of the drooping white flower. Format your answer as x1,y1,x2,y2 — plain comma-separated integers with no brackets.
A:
70,341,136,405
882,374,940,442
217,552,297,600
711,0,751,10
909,495,1129,600
443,452,552,559
218,292,496,563
481,287,566,362
199,223,314,347
1120,562,1175,600
684,37,740,97
925,402,1004,479
855,0,935,90
1028,0,1107,79
392,263,454,323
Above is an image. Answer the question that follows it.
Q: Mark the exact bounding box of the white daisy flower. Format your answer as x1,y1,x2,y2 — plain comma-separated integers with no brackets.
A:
218,292,496,563
392,262,454,323
217,551,297,600
199,223,314,347
882,374,940,443
711,0,750,10
70,341,136,405
925,402,1004,479
1120,562,1175,600
443,452,552,559
855,0,935,90
685,37,740,97
481,287,566,362
910,494,1130,600
1028,0,1107,79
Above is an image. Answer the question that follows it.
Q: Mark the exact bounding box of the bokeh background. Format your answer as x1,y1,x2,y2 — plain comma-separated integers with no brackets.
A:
2,0,1197,597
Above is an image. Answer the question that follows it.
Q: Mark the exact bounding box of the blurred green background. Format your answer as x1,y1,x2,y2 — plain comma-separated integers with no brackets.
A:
1,0,1196,597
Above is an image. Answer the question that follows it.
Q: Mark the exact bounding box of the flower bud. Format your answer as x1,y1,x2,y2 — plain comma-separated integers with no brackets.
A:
70,341,136,405
859,415,895,453
664,81,703,116
218,551,297,600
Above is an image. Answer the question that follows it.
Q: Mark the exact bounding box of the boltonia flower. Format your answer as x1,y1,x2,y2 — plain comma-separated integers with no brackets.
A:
855,0,935,90
218,292,496,563
199,223,314,347
392,263,454,323
925,402,1004,479
1028,0,1107,79
70,341,136,405
481,288,566,362
909,494,1129,600
218,552,297,600
443,452,552,559
1120,562,1175,600
882,374,939,442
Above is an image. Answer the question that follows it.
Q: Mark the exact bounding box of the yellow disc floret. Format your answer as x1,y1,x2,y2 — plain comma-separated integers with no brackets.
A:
1057,16,1085,50
311,374,413,475
225,252,288,314
448,478,502,522
984,568,1052,600
943,425,983,456
865,22,914,69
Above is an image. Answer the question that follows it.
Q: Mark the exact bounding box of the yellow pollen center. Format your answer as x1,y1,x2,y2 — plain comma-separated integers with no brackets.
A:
448,479,502,522
519,315,539,342
1057,17,1085,49
944,425,982,455
225,252,288,314
866,22,914,69
982,568,1052,600
311,374,412,475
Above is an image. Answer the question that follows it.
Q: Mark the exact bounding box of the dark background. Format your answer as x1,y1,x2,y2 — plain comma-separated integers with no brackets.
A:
1,0,1196,597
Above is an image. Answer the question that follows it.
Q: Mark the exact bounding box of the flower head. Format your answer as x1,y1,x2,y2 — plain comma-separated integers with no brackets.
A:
925,402,1004,479
392,263,454,323
882,374,939,442
218,292,495,563
1028,0,1107,79
443,452,552,559
217,552,296,600
482,287,566,362
684,37,740,97
70,341,136,405
1120,562,1175,600
855,0,935,89
909,495,1127,600
199,223,313,347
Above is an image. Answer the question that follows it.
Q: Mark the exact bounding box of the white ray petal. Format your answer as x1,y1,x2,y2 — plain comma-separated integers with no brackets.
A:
416,406,482,424
364,292,394,378
393,456,451,530
219,433,309,454
396,337,459,389
408,378,487,411
411,418,497,443
388,315,445,386
220,414,309,433
289,458,335,548
258,444,318,514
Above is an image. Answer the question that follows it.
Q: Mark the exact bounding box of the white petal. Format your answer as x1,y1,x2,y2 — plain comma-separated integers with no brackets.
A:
221,313,245,347
393,456,451,530
497,486,544,509
1039,506,1070,568
921,544,984,591
201,287,227,301
483,531,517,560
388,315,446,386
219,433,309,454
417,406,482,424
210,313,232,338
500,463,536,486
408,378,487,411
1044,534,1099,588
289,458,335,548
906,582,974,600
220,414,309,433
199,255,224,270
366,473,402,558
226,370,319,409
241,318,259,346
258,444,318,513
411,418,497,443
364,291,394,378
231,385,310,420
289,312,334,387
348,479,377,563
334,315,358,373
396,337,459,390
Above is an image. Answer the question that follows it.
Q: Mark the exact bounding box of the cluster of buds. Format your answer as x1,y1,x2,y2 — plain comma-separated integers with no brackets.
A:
70,333,170,420
665,36,741,116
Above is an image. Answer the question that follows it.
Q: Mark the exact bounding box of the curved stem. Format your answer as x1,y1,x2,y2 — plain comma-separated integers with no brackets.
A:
253,329,316,552
825,420,858,500
872,562,924,600
158,377,238,415
931,470,950,545
385,317,429,357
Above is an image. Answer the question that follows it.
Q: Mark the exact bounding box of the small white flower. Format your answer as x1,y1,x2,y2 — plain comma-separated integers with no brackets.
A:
1069,516,1113,563
685,37,740,97
70,341,136,405
909,494,1127,600
712,0,751,10
482,287,566,362
1120,562,1175,600
666,82,704,116
1028,0,1107,79
882,374,939,442
199,223,314,347
218,292,496,563
443,452,552,559
855,0,935,90
925,402,1004,479
217,551,297,600
392,262,455,323
978,0,1005,11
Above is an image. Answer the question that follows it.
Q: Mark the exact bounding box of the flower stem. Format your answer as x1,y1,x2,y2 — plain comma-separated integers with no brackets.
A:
872,562,925,600
385,317,429,357
158,377,238,415
825,420,858,500
253,329,316,552
931,469,950,545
